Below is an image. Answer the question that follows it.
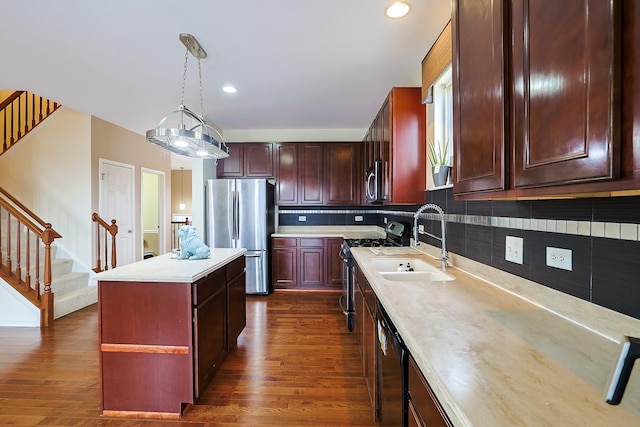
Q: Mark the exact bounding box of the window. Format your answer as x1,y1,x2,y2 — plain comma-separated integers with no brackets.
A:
432,65,453,168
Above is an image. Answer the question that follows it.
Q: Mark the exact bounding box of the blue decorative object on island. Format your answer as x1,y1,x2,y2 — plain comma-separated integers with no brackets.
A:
178,225,211,260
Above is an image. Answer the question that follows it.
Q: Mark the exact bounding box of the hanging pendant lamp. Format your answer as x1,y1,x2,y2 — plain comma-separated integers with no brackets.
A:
146,34,229,159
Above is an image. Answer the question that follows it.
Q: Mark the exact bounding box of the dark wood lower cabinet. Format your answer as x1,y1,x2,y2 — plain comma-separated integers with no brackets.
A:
226,257,246,350
272,237,343,290
408,355,452,427
355,264,377,421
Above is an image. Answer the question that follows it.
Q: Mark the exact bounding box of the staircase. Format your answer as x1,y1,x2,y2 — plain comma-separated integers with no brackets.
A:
0,218,97,320
1,90,60,157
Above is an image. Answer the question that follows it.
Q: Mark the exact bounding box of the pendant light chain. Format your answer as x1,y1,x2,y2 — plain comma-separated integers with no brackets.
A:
198,57,205,120
180,48,189,107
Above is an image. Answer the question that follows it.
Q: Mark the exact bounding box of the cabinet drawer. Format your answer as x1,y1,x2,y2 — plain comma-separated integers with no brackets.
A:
299,238,324,247
273,237,297,248
193,268,226,306
226,256,246,281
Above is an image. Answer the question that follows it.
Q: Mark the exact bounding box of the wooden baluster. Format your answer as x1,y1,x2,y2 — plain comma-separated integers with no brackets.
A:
103,228,108,270
110,219,118,269
46,99,51,115
2,108,6,151
17,95,22,140
31,93,36,128
25,229,31,292
0,207,3,266
10,102,15,145
35,236,40,299
5,212,11,272
15,219,21,284
39,95,43,121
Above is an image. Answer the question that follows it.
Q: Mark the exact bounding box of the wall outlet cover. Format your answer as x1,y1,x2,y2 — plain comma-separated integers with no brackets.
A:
546,247,572,271
355,215,363,222
505,236,524,265
298,215,306,222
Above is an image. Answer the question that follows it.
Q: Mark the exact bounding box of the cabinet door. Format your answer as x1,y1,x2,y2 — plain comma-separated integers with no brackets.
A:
364,299,376,418
323,143,361,205
216,144,244,177
325,237,344,287
298,143,324,205
512,0,621,188
272,237,297,288
408,356,452,426
227,257,246,350
380,98,391,201
452,0,507,195
299,238,324,287
275,143,298,205
193,285,227,399
244,143,274,177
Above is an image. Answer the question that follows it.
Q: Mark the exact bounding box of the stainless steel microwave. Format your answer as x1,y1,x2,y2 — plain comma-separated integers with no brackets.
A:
365,160,384,203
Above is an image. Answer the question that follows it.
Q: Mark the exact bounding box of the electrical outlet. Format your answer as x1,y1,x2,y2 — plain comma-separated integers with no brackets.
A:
418,224,425,233
355,215,363,222
298,215,306,222
546,247,572,271
505,236,523,264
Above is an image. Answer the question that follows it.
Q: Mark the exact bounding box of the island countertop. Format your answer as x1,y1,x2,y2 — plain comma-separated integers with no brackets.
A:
94,248,246,283
351,246,640,427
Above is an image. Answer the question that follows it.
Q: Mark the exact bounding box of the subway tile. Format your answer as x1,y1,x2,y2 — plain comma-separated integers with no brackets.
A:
593,195,640,223
531,198,593,220
556,220,567,234
592,237,640,319
530,232,591,301
522,218,531,230
591,222,605,238
621,223,639,241
578,221,591,236
447,222,466,257
604,222,621,240
465,224,492,265
466,200,492,216
546,219,557,233
566,220,578,235
492,200,531,218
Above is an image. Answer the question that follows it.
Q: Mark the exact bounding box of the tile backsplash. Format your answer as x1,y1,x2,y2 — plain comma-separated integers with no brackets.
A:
278,189,640,320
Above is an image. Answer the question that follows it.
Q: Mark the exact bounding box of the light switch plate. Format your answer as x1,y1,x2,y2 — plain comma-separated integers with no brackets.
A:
505,236,523,264
546,247,572,271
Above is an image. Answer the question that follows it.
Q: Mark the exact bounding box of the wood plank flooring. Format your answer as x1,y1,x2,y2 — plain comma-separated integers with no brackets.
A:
0,291,377,426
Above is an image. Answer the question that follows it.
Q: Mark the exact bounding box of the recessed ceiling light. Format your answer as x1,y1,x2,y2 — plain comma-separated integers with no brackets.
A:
385,1,412,19
223,86,237,93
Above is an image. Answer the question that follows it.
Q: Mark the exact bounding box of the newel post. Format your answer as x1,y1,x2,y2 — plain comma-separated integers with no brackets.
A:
40,223,55,326
109,219,118,269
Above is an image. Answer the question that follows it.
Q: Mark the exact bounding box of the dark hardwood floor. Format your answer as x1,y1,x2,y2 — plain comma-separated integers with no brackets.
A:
0,291,376,426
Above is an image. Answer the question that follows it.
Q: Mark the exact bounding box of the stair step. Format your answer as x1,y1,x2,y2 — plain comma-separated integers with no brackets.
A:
43,272,89,297
54,286,97,319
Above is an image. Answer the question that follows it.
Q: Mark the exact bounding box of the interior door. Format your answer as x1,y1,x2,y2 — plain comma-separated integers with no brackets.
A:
100,160,135,266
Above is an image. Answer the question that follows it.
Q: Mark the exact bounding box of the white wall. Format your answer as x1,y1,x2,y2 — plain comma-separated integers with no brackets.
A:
0,279,40,327
0,107,93,269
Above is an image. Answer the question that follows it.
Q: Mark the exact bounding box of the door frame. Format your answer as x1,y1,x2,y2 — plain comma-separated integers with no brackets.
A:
141,168,166,258
98,158,136,265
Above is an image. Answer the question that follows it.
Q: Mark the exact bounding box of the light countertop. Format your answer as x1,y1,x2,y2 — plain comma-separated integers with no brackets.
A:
94,249,246,283
272,225,384,239
351,246,640,427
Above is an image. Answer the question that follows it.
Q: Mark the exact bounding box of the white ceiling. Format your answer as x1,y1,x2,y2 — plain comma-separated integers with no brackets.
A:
1,0,451,165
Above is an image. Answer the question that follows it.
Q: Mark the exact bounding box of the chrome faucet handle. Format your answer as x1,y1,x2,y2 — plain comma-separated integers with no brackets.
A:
606,335,640,405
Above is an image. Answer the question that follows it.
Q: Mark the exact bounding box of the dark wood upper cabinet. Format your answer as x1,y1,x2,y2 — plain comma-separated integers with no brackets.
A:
217,144,245,177
298,143,324,205
275,143,298,205
217,142,274,178
244,143,274,177
511,0,621,188
452,0,508,195
324,143,361,205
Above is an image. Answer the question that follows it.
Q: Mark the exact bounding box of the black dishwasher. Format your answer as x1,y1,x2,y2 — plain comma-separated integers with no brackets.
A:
377,303,407,426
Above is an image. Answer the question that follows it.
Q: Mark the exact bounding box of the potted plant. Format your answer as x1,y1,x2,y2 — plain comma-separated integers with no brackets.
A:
428,139,451,187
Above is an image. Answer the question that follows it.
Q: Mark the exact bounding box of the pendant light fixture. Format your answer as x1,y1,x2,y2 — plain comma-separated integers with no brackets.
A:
146,33,229,159
178,167,186,211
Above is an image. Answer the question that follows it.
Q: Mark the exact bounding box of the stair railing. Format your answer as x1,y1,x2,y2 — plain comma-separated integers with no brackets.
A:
92,213,118,273
0,186,61,327
1,91,61,156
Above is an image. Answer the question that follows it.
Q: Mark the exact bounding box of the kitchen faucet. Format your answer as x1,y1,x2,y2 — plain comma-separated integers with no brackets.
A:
413,203,448,270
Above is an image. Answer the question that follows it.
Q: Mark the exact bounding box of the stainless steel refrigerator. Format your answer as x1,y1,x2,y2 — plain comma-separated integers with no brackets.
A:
205,178,275,295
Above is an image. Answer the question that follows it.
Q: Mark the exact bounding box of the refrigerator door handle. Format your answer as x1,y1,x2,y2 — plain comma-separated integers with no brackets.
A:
232,190,239,241
245,251,262,258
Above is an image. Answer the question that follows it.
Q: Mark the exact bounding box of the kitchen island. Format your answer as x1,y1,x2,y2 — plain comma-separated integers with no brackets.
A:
95,249,246,419
352,246,640,426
